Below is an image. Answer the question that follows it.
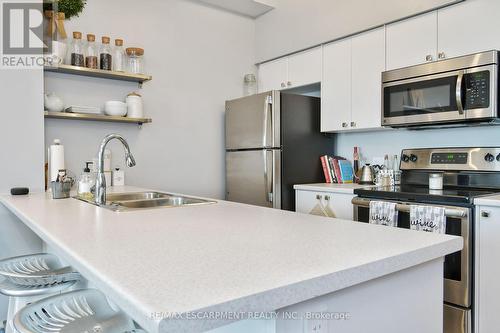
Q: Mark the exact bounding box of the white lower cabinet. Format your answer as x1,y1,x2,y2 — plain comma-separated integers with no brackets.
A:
476,205,500,333
295,190,355,220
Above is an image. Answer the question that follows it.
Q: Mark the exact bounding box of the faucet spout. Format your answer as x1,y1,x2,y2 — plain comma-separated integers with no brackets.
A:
95,134,136,205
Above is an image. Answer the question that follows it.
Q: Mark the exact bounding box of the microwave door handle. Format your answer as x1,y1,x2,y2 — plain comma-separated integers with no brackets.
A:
456,71,465,115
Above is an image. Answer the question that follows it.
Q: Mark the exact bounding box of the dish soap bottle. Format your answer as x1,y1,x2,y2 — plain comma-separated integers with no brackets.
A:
78,162,95,200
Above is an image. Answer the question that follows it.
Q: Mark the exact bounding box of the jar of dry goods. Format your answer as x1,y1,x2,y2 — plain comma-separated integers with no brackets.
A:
126,47,144,74
100,36,112,70
85,34,98,69
70,31,84,67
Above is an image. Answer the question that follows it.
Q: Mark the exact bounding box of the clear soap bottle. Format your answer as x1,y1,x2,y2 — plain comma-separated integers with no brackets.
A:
77,162,95,200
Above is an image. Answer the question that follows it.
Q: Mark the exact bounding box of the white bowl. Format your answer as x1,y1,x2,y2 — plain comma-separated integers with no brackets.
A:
104,101,127,117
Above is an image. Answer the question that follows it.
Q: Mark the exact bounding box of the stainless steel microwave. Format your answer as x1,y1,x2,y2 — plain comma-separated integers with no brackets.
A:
382,50,499,128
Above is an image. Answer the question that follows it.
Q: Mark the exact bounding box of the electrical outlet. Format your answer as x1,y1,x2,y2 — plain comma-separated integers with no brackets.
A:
304,318,327,333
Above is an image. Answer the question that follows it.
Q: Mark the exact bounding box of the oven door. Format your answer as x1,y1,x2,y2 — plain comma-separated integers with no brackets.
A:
382,65,496,127
352,197,471,307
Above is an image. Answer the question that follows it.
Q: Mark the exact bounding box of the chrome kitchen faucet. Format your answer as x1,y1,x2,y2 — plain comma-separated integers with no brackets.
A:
95,134,136,205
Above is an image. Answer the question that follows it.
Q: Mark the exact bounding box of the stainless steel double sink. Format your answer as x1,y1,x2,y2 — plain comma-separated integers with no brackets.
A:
76,191,216,212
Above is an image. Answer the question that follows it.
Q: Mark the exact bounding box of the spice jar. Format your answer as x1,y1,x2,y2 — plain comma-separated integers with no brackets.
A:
70,31,84,67
113,39,125,72
100,36,112,70
126,47,144,74
85,34,98,69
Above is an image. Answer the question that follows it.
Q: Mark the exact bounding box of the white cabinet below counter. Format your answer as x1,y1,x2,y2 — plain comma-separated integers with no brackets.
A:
258,47,322,92
294,184,374,220
474,202,500,333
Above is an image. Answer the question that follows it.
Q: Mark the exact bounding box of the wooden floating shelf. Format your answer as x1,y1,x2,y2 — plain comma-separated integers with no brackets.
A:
44,111,152,125
44,64,152,84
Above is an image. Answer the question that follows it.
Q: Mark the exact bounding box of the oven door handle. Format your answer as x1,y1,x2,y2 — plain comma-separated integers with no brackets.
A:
456,71,465,115
351,197,468,218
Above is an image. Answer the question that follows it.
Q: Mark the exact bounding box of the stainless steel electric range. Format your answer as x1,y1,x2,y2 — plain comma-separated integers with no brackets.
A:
352,147,500,333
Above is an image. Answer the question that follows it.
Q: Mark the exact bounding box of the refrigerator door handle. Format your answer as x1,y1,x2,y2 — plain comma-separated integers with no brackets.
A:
264,149,273,203
263,95,273,148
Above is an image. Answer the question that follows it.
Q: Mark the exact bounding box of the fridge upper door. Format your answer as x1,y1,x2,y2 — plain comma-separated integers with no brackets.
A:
225,91,281,150
226,149,281,209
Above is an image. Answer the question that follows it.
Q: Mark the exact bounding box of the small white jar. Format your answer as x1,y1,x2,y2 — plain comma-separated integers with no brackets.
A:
429,173,444,190
126,92,144,118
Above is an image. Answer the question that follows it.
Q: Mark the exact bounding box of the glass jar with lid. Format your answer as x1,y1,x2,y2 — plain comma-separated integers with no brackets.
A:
126,47,144,74
113,39,125,72
100,36,112,70
85,34,98,69
70,31,84,67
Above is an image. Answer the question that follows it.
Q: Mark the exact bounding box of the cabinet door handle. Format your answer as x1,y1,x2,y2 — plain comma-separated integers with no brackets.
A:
438,52,446,60
481,211,491,218
350,122,356,127
287,81,292,87
280,82,286,88
316,194,323,200
425,54,434,62
342,122,348,128
324,195,330,201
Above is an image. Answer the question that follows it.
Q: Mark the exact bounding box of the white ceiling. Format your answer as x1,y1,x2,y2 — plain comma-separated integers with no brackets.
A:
195,0,274,18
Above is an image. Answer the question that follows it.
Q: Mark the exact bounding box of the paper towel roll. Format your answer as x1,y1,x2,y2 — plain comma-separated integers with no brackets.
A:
49,139,65,182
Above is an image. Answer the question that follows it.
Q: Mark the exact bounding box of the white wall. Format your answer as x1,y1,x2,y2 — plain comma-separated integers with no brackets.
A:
255,0,461,62
45,0,256,199
335,126,500,165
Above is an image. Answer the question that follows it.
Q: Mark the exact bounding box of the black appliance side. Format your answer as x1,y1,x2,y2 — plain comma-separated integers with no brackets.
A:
280,93,335,211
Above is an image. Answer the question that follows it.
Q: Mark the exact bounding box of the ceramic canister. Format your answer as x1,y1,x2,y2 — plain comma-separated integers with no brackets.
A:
126,92,144,118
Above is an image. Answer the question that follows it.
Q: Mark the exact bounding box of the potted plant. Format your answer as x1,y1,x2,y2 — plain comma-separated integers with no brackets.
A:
44,0,87,20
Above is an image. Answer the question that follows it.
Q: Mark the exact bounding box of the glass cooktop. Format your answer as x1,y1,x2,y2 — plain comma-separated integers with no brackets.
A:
354,185,500,205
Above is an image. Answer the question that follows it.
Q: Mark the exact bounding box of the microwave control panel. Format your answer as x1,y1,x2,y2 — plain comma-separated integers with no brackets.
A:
464,70,490,109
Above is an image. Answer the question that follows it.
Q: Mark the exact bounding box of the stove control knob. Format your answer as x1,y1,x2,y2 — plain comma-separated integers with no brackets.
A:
496,154,500,162
402,154,410,163
410,154,418,162
485,153,495,162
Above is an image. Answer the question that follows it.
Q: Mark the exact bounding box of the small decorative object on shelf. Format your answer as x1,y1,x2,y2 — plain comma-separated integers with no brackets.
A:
243,74,257,96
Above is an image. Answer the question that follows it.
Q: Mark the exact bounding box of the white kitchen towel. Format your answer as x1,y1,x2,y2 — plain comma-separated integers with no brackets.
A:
410,205,446,234
369,201,398,227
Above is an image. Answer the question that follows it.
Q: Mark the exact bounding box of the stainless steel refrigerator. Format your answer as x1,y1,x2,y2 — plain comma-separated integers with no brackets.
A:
225,91,335,211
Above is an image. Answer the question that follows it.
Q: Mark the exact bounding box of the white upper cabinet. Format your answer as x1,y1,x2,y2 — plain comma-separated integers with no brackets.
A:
287,47,322,88
386,11,438,70
321,38,352,132
258,58,288,92
438,0,500,60
321,28,385,133
351,27,385,130
258,47,322,93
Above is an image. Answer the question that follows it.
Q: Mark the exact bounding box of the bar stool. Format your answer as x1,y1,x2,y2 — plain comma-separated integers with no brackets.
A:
0,254,81,333
13,289,144,333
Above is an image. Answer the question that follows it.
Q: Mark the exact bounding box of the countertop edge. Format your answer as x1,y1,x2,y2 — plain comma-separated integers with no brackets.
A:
158,237,462,332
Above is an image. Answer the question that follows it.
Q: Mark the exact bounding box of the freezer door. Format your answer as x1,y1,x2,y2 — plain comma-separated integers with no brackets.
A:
226,149,281,208
225,91,281,150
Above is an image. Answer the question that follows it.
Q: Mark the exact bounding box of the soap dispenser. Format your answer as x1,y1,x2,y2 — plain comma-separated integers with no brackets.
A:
77,162,95,200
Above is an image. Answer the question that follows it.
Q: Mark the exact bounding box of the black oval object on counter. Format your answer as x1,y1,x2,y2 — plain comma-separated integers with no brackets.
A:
10,187,29,195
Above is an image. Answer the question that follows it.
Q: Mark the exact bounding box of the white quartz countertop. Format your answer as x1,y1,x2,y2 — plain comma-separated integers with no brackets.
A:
0,186,462,333
475,194,500,207
294,183,375,194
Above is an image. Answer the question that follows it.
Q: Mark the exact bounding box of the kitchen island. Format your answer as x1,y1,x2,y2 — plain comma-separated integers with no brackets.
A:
0,186,462,333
